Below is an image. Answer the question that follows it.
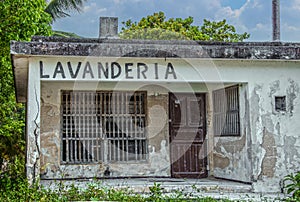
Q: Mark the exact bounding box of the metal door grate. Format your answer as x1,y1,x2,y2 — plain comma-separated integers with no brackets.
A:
61,91,147,164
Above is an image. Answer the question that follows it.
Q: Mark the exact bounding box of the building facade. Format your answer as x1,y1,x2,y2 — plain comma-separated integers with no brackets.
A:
11,37,300,193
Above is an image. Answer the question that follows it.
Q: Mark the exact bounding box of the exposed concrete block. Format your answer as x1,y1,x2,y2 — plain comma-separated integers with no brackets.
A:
99,17,118,38
213,153,230,169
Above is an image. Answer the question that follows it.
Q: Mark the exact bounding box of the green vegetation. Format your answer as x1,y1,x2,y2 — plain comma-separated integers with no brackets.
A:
0,1,285,202
120,11,250,42
0,178,233,202
284,171,300,201
0,0,52,179
45,0,87,21
52,30,82,38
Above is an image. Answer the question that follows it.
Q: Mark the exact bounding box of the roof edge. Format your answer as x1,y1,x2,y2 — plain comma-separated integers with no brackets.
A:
10,36,300,60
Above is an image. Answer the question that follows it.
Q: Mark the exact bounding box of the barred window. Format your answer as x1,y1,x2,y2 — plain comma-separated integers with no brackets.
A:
61,91,147,164
275,96,286,111
213,85,240,136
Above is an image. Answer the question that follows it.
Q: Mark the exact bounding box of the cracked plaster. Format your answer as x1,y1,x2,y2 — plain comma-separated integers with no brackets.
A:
39,83,171,179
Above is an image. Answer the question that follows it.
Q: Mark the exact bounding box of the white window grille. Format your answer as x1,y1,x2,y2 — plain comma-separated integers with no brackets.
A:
61,91,147,164
213,85,240,136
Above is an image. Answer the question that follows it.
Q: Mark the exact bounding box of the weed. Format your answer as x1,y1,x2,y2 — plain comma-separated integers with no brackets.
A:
283,171,300,200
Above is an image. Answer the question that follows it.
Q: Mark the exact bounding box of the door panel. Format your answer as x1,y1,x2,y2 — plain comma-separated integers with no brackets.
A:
169,93,207,178
170,96,186,127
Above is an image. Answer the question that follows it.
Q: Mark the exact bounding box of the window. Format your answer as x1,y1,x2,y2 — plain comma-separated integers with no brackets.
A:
275,96,286,111
61,91,147,164
213,85,240,136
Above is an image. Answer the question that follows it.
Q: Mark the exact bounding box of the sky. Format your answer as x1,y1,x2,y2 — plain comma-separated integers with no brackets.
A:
52,0,300,42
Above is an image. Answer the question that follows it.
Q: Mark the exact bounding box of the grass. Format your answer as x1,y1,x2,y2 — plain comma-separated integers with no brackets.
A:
0,176,236,202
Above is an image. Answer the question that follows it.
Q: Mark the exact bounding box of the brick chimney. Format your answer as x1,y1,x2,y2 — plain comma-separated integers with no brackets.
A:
99,17,118,39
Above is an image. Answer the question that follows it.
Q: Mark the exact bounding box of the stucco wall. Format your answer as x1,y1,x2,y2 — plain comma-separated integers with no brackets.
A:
37,59,300,193
209,84,252,183
40,82,171,179
208,60,300,192
250,78,300,192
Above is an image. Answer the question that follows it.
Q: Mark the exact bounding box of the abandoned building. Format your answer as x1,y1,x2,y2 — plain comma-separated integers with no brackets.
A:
10,18,300,193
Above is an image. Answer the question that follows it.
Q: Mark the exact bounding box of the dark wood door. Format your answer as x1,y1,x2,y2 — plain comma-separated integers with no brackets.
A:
169,93,207,178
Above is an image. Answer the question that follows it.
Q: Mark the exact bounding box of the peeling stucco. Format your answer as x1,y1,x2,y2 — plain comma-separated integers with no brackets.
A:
260,128,277,178
40,83,171,179
287,79,299,115
212,85,252,183
283,136,300,170
249,77,300,192
25,84,42,184
16,37,300,193
269,80,280,98
213,153,230,169
215,134,246,154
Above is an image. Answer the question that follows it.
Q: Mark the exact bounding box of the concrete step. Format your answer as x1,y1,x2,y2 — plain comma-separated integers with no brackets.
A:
41,177,287,201
99,177,253,193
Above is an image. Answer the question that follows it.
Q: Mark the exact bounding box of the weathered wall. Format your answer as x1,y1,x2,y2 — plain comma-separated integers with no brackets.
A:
208,60,300,192
40,85,60,178
207,84,252,183
40,82,171,179
250,78,300,192
12,38,300,191
37,59,300,193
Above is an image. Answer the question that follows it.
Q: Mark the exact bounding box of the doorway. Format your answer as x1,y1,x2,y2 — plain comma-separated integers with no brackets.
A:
169,93,207,178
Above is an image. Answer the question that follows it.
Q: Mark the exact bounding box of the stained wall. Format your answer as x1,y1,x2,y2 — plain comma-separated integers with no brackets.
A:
37,59,300,193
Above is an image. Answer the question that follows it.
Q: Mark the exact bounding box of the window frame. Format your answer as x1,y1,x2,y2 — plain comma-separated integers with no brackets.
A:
60,90,148,165
275,96,286,112
213,85,241,137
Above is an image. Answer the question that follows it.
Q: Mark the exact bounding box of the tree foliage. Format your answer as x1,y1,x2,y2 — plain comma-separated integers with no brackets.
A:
0,0,52,173
52,30,82,38
120,12,250,42
45,0,87,21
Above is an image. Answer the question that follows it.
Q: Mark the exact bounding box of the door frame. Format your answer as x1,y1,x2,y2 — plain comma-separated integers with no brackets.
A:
168,92,208,178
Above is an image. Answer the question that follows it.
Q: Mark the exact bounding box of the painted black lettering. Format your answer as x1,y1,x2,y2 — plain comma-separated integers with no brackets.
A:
40,61,49,78
67,62,81,78
154,63,159,79
125,63,134,79
137,63,148,79
83,62,94,79
165,63,177,79
53,62,66,79
98,62,109,79
111,62,121,79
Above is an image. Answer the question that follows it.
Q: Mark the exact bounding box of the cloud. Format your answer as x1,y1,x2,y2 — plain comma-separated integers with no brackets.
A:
290,0,300,11
96,8,108,14
51,0,300,41
222,0,251,19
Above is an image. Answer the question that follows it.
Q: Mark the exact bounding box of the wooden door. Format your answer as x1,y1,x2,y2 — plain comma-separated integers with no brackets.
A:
169,93,207,178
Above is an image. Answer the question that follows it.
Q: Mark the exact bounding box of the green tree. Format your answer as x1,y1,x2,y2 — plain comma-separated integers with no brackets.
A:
120,12,250,42
200,19,249,42
45,0,87,21
0,0,52,178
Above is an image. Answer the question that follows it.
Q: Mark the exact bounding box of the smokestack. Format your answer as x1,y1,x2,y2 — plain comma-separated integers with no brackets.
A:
272,0,280,41
99,17,118,38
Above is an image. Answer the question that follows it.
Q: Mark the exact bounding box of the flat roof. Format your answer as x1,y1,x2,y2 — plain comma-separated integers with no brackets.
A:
11,36,300,59
10,36,300,103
